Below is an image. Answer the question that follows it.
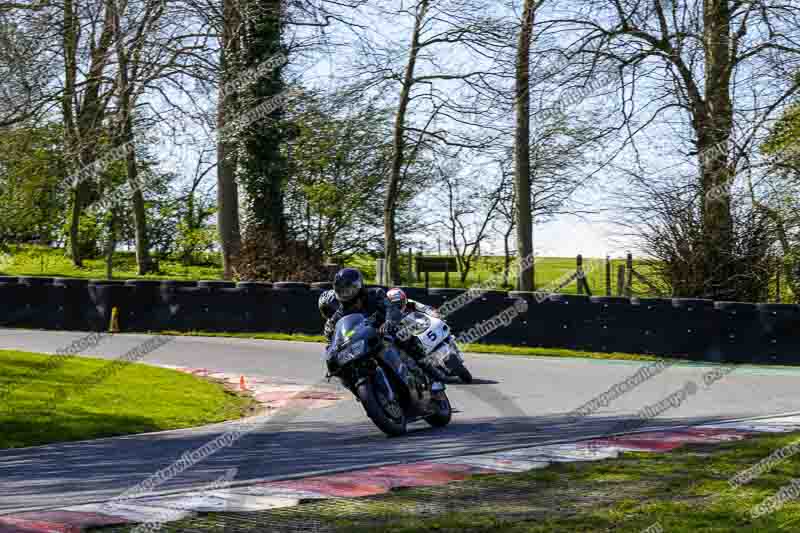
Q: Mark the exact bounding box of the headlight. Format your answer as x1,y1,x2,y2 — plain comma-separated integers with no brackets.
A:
338,339,367,364
350,339,366,356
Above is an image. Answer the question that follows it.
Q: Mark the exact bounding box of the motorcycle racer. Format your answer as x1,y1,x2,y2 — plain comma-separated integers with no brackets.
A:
386,288,440,318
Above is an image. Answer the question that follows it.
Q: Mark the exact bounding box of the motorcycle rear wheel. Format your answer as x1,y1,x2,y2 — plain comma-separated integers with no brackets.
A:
357,381,407,437
446,355,473,384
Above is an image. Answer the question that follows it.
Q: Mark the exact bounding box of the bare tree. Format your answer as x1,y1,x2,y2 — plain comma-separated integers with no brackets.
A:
550,0,800,298
0,3,58,127
347,0,512,285
492,157,517,287
436,159,506,284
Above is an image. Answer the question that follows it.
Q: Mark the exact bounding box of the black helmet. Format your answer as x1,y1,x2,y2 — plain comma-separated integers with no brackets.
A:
333,268,364,303
318,289,339,320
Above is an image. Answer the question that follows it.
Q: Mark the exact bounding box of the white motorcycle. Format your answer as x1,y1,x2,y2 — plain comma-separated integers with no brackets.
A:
398,311,473,383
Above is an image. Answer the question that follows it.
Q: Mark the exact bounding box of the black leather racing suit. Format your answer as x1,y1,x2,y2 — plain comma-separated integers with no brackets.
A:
323,288,394,345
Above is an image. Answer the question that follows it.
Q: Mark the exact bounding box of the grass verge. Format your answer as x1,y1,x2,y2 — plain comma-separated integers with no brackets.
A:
111,431,800,532
160,330,663,363
0,349,254,449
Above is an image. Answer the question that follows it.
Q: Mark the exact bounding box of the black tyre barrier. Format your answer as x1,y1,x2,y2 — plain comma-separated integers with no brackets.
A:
714,301,763,363
428,288,467,297
631,298,679,355
470,289,510,300
197,280,236,289
125,280,169,331
496,293,539,346
484,295,531,345
161,280,199,288
590,296,631,305
206,287,250,332
757,304,800,364
243,288,278,331
672,298,715,311
507,290,540,302
2,276,799,365
271,288,323,334
160,286,213,331
425,288,468,334
404,287,438,307
273,281,310,291
528,294,594,351
18,276,53,287
586,297,640,353
631,297,674,308
16,277,59,329
0,281,28,327
237,281,273,290
88,281,135,331
669,299,716,358
546,294,592,305
445,290,514,345
53,278,91,330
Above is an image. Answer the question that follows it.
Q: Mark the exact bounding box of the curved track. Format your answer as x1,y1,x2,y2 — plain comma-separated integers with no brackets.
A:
1,329,799,513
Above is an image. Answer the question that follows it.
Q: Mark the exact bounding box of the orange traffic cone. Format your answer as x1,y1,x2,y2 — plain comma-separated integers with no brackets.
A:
240,375,247,391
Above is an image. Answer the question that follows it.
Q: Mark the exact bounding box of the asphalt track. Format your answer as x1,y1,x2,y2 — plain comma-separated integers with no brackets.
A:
1,329,800,514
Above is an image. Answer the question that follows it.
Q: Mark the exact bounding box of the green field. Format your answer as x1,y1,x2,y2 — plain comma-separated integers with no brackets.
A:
0,244,223,281
0,348,253,449
0,245,668,297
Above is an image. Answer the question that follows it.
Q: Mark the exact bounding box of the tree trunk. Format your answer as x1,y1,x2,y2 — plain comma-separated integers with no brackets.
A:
513,0,537,291
131,188,151,274
64,0,115,266
217,0,242,280
68,186,84,265
460,263,470,284
63,0,81,266
105,211,116,280
385,0,428,286
698,0,735,298
503,226,514,287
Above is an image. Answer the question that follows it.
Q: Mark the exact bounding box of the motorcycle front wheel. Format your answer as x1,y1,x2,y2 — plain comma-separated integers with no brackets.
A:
425,390,452,428
357,380,407,437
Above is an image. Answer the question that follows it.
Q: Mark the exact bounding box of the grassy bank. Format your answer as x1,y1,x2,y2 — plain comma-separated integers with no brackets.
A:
331,430,800,532
0,349,253,448
118,431,800,532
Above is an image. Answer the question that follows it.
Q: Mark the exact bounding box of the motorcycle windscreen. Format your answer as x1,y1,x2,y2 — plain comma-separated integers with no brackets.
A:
331,313,370,348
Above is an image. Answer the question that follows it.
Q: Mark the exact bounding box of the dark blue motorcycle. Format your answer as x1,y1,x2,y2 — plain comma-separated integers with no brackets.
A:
326,313,452,436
